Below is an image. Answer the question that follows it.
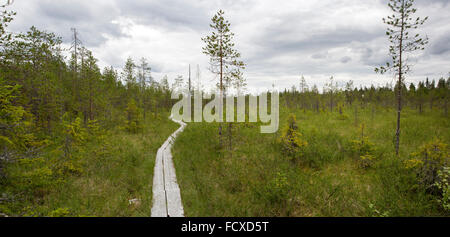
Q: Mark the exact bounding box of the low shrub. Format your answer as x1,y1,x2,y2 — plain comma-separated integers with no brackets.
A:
125,99,142,133
336,114,349,120
48,207,71,217
278,114,308,160
405,138,449,192
255,171,290,205
434,167,450,212
349,136,376,169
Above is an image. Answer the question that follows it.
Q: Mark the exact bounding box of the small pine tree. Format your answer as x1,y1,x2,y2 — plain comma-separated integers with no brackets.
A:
125,98,141,133
202,9,245,143
279,114,308,160
375,0,429,156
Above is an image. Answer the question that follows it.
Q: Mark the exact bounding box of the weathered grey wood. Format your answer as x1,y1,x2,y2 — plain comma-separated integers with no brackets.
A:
151,116,186,217
151,147,166,217
150,190,167,217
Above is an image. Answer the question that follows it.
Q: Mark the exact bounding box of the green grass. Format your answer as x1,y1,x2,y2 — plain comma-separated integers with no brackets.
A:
172,105,450,216
1,113,178,216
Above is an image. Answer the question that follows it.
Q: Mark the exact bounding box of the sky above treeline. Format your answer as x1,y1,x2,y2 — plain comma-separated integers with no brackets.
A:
6,0,450,92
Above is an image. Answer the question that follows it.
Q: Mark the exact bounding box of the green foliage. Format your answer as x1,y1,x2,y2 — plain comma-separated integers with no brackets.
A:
48,207,71,217
279,114,308,160
61,114,87,158
406,139,449,191
0,78,26,148
125,99,142,133
358,154,376,169
350,126,377,169
173,107,449,217
0,4,177,217
65,117,87,145
55,160,84,177
434,167,450,212
202,9,245,91
258,171,290,205
1,1,448,218
58,115,87,177
375,0,428,75
13,157,56,196
336,113,349,120
87,119,105,141
368,203,390,217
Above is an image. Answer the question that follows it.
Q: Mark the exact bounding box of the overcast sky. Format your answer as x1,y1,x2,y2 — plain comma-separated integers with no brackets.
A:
6,0,450,92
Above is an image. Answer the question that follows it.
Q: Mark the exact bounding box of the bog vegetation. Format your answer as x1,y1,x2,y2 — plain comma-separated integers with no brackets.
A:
173,88,449,216
1,1,449,217
171,3,449,217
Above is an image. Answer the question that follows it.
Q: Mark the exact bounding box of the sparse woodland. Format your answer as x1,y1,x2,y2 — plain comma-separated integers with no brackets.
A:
0,4,177,216
1,1,449,217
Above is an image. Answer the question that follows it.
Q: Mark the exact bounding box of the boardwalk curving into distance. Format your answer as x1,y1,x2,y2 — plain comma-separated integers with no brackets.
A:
151,116,186,217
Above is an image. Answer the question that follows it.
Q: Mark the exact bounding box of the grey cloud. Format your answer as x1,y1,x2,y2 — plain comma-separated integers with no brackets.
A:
116,0,210,31
340,56,352,63
429,32,450,55
312,52,327,59
242,26,383,77
9,0,123,47
268,29,380,53
416,0,450,6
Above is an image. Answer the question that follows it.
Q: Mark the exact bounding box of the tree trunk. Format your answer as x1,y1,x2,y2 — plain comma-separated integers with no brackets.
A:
227,123,232,152
143,94,146,121
395,12,404,157
218,36,223,147
330,92,333,112
444,99,448,117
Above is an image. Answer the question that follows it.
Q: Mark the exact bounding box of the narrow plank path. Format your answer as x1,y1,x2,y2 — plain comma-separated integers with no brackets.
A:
151,116,186,217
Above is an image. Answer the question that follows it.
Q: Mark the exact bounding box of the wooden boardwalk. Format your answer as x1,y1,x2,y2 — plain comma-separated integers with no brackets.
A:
151,116,186,217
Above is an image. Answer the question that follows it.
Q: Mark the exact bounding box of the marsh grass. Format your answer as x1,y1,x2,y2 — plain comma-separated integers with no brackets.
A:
2,113,178,216
172,106,449,216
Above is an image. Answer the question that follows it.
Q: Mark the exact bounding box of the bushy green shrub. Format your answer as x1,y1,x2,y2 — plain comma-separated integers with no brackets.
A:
87,119,104,138
48,207,70,217
63,114,87,146
336,114,349,120
54,113,87,176
405,138,449,192
62,114,87,160
257,171,290,205
350,136,376,169
278,114,308,160
0,78,25,149
125,99,142,133
14,157,56,195
54,160,84,177
434,167,450,211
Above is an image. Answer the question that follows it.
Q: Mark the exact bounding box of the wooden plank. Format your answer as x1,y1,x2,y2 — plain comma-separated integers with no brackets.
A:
151,147,166,217
151,116,186,217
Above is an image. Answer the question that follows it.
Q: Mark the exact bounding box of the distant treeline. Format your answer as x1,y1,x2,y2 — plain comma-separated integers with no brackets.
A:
281,77,449,116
